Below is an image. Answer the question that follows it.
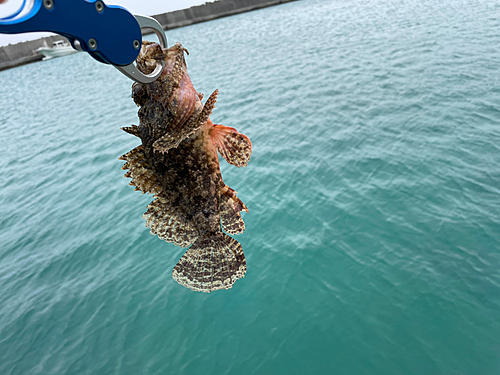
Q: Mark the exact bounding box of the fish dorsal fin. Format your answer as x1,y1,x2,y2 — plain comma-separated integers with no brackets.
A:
210,123,252,167
120,145,198,247
119,145,163,195
219,186,248,235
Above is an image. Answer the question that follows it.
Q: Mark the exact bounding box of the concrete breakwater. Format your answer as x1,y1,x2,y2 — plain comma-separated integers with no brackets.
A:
0,0,298,72
153,0,298,30
0,35,66,71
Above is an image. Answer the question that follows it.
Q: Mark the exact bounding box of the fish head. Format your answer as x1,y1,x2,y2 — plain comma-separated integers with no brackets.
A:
136,42,189,77
132,42,197,129
133,41,168,106
135,41,166,76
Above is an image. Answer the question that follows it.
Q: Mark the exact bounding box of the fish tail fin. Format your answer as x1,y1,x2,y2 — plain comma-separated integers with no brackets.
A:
210,123,252,167
172,233,246,293
220,186,248,235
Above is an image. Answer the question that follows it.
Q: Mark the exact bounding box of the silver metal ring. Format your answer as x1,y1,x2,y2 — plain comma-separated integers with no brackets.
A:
114,15,168,84
134,15,167,49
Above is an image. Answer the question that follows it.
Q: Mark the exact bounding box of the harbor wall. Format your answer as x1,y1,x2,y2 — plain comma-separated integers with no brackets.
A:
153,0,298,29
0,35,65,72
0,0,298,72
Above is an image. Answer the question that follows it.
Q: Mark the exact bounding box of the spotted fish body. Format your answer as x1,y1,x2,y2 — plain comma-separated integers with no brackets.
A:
119,42,252,292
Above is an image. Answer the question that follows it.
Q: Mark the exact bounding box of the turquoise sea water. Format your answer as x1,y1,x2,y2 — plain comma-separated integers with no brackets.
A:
1,0,500,374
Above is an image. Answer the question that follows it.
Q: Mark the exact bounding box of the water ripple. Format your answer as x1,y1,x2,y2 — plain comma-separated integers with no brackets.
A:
1,0,500,374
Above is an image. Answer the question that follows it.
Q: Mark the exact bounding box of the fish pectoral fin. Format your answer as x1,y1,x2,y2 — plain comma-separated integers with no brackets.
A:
153,89,219,153
172,233,246,293
210,124,252,167
119,145,162,195
220,186,248,235
143,195,198,248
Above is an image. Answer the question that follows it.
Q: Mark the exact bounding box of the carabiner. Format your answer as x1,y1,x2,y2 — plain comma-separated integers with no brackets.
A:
0,0,167,83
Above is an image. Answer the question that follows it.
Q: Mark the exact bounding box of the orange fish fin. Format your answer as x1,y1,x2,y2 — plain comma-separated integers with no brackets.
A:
172,233,246,292
119,145,162,195
210,124,252,167
153,89,219,153
219,186,248,235
143,195,198,248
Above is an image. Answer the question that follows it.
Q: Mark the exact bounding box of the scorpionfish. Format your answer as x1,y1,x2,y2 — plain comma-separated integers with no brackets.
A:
119,42,252,292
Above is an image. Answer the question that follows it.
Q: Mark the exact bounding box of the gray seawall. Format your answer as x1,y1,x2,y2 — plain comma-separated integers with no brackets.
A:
153,0,298,30
0,0,298,72
0,35,67,72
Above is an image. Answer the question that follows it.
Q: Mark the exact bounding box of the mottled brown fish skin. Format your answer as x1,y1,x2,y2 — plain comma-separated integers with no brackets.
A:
120,42,252,293
149,122,223,237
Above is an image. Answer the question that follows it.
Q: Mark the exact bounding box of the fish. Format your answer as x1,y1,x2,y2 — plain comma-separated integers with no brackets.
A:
119,42,252,293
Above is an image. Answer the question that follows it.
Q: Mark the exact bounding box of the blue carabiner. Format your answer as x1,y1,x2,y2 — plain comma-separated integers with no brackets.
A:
0,0,141,65
0,0,167,82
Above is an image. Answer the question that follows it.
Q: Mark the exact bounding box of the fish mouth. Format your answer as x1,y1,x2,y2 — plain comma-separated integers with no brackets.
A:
136,42,166,75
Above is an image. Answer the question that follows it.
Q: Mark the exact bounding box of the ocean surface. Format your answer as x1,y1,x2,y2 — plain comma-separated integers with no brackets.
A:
1,0,500,374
